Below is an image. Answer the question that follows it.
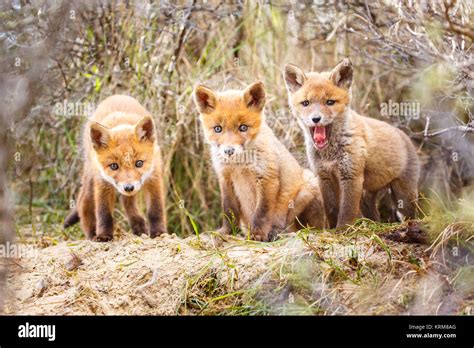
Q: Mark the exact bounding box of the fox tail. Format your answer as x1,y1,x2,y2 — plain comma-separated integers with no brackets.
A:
63,208,80,228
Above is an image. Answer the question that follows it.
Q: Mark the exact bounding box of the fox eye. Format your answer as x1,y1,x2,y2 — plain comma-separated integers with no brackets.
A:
301,100,310,107
135,160,144,168
214,126,222,133
326,99,336,106
239,124,248,132
110,163,119,170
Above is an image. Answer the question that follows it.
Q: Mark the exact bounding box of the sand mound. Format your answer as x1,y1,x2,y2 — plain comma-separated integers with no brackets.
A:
5,232,276,315
4,223,471,315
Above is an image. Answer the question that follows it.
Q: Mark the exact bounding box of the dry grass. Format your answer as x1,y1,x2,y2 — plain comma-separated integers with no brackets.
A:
1,1,473,314
4,0,473,236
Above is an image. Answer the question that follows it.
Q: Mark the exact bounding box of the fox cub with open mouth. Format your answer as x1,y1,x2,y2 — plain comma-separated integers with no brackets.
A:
284,59,420,228
64,95,167,241
194,82,325,241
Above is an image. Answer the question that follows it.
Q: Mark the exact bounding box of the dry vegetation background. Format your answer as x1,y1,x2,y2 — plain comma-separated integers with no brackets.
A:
1,0,473,315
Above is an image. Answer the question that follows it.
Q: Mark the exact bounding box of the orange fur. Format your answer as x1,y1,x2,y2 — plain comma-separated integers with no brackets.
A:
284,59,420,227
194,82,325,241
67,95,167,241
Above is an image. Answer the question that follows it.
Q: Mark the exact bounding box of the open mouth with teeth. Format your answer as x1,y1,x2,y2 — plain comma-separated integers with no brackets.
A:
310,124,332,150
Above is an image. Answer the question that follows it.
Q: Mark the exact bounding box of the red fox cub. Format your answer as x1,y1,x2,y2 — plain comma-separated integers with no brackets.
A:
284,59,420,228
64,95,167,241
193,82,325,241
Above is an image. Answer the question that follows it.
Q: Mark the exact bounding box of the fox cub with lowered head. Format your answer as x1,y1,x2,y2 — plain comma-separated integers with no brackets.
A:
64,95,167,241
284,59,420,228
194,82,325,241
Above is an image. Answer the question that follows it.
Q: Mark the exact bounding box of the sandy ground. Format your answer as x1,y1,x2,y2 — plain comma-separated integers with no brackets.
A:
4,232,276,315
3,225,471,315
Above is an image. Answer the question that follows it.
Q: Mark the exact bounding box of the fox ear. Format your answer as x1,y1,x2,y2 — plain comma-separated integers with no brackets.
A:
330,58,353,89
90,122,110,149
284,64,306,93
244,81,266,112
194,85,216,114
135,116,155,143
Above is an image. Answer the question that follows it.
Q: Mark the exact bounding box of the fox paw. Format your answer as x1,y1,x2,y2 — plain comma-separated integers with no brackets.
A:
131,218,147,236
93,234,113,242
149,225,167,238
266,229,279,242
251,228,275,242
216,226,231,236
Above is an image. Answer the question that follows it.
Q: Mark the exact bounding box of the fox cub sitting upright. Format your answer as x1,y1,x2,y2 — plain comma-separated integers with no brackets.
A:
284,59,420,228
64,95,167,241
193,82,325,241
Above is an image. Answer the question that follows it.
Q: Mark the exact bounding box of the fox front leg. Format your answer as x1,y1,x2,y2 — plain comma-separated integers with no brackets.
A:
318,171,339,229
94,181,116,242
144,177,167,238
337,176,364,228
252,176,279,242
121,195,147,236
218,176,241,236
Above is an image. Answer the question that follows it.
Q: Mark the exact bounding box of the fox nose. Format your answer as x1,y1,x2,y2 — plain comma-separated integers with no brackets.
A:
224,147,235,156
124,184,135,193
312,116,321,124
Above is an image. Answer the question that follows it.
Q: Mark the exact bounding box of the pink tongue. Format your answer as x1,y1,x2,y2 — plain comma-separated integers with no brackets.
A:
313,126,326,144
